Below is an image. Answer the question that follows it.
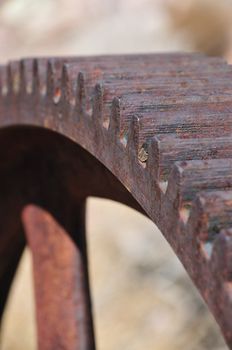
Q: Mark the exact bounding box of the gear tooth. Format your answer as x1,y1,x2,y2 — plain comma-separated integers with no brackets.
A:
33,58,48,96
60,64,69,101
6,61,21,98
0,65,8,97
6,62,13,95
46,59,57,100
59,64,76,121
125,115,140,156
19,60,25,93
163,159,232,232
147,135,232,182
142,136,160,177
187,191,232,261
92,83,103,122
76,71,85,115
20,59,34,95
109,97,121,139
33,58,40,95
211,228,232,282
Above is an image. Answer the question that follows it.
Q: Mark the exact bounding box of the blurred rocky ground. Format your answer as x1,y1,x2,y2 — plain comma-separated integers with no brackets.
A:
0,0,232,349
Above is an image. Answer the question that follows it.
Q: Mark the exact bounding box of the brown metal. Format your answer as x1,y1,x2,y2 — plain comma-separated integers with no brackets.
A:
22,204,95,350
0,53,232,348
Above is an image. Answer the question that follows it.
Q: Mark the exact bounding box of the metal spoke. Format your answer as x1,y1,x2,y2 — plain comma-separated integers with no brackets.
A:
22,204,95,350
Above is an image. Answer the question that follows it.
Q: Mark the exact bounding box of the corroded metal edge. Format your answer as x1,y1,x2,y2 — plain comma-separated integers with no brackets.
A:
1,53,232,347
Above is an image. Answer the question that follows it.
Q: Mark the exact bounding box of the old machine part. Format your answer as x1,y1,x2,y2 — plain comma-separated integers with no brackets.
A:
0,53,232,348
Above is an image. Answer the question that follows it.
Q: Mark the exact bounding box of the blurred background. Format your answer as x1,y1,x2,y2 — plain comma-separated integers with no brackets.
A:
0,0,232,349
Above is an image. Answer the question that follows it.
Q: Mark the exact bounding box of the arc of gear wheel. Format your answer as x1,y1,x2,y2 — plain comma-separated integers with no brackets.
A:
1,53,232,348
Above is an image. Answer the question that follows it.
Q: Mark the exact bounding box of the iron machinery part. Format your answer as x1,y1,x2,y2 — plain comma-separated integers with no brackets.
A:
0,53,232,348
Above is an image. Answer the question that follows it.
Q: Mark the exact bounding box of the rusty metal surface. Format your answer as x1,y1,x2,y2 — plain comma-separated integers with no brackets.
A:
22,204,95,350
0,53,232,348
